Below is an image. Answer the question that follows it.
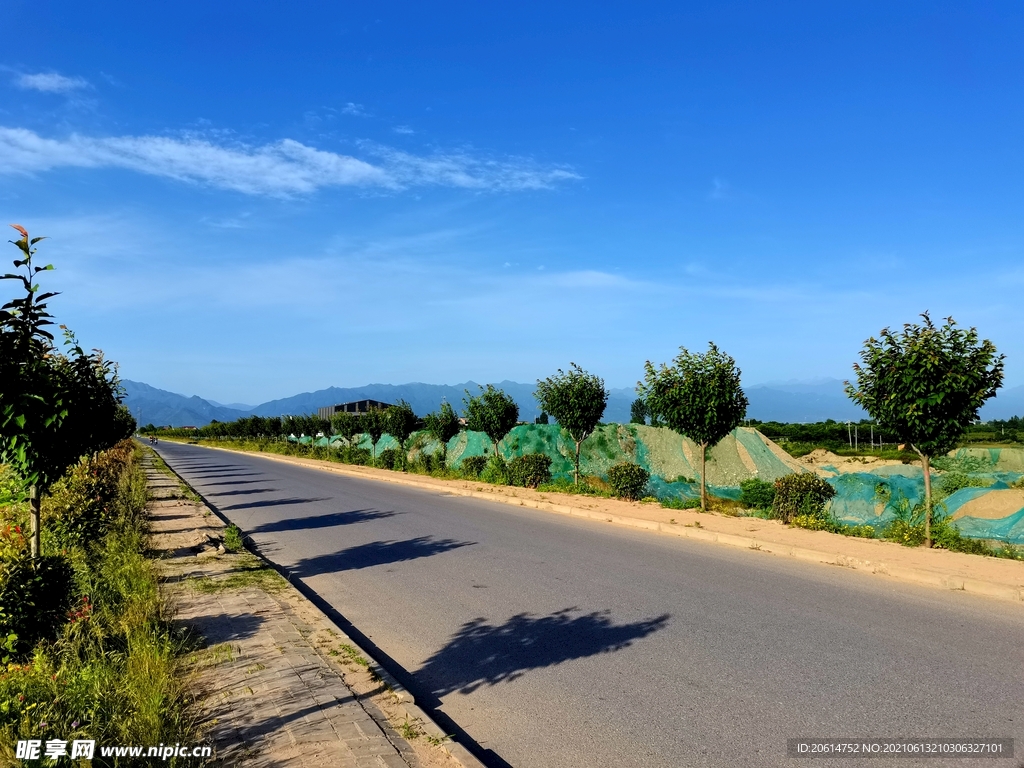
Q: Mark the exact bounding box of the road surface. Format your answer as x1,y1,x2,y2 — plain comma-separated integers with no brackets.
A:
153,441,1024,767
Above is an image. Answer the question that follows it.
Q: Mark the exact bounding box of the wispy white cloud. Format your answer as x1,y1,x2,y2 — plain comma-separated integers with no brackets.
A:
393,125,415,135
341,102,369,117
365,143,580,191
15,71,90,93
0,127,580,196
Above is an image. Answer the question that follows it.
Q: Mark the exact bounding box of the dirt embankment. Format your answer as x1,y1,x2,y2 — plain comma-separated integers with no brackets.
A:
797,448,906,476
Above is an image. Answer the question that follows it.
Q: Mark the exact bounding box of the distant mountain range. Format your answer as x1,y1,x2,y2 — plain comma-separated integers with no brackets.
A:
121,377,1024,428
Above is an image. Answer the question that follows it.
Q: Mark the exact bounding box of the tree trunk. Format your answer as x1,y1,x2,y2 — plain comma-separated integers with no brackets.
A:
29,485,41,559
921,452,932,548
574,440,582,485
913,448,937,548
700,443,708,512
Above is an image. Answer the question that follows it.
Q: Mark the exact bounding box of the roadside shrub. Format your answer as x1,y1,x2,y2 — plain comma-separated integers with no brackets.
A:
790,515,876,538
460,455,488,478
508,454,552,488
607,462,650,501
40,445,135,548
938,471,991,496
661,496,701,510
345,447,372,466
932,518,993,555
739,478,776,509
535,477,611,497
412,452,437,474
0,525,75,661
771,473,836,523
376,448,400,470
480,455,509,485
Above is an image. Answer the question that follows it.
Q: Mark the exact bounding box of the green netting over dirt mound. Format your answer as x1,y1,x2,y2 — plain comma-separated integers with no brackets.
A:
826,470,1024,544
300,426,1024,543
440,424,805,484
948,447,1024,473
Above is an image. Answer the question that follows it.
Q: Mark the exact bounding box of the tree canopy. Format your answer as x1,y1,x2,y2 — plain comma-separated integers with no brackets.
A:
640,342,747,511
362,407,387,460
385,400,418,470
1,226,135,556
424,400,461,466
535,364,608,483
846,312,1004,546
464,385,519,457
630,397,648,425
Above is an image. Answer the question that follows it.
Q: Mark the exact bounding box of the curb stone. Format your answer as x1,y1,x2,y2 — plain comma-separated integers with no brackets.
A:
146,444,487,768
192,443,1024,606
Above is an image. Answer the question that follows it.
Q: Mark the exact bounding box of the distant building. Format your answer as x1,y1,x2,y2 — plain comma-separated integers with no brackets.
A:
317,400,394,421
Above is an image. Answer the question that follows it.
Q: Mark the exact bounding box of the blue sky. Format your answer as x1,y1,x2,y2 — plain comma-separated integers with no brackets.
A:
3,1,1023,404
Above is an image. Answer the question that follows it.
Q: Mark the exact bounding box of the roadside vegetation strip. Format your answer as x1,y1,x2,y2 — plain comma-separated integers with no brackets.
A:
0,441,199,765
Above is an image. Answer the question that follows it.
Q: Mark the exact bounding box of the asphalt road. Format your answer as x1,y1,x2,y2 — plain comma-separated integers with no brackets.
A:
152,442,1024,768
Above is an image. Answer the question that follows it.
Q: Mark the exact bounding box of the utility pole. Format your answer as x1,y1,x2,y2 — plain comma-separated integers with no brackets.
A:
847,421,852,448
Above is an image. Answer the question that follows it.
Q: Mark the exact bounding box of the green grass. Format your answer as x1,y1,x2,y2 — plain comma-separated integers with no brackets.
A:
223,524,244,553
189,554,287,594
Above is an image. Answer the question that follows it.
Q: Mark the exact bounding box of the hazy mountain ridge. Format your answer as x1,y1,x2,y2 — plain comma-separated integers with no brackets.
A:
122,378,1024,428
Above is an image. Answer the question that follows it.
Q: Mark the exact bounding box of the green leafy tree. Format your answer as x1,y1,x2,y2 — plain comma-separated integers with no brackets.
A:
1,226,134,556
846,313,1004,547
423,400,461,467
385,400,417,471
463,385,519,458
630,397,648,425
534,363,608,484
362,407,387,460
0,226,64,557
640,342,748,511
331,411,360,449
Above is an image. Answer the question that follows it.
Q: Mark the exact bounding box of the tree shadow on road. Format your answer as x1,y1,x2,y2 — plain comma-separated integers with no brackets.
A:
416,607,670,696
289,536,474,577
202,479,267,487
220,496,332,511
250,508,399,534
206,487,280,497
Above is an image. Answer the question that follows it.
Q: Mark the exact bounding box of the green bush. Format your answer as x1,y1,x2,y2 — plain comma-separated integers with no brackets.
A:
771,474,836,523
480,455,509,484
40,442,138,549
937,471,991,496
344,447,372,466
508,453,552,488
376,447,401,470
460,455,489,478
0,526,75,661
739,478,776,509
661,496,702,510
790,514,876,538
606,462,650,501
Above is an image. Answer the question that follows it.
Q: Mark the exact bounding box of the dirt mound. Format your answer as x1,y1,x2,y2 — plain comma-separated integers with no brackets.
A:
797,449,904,476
